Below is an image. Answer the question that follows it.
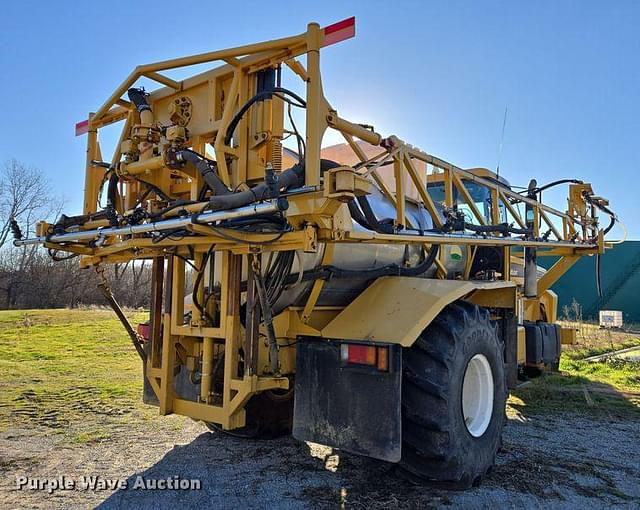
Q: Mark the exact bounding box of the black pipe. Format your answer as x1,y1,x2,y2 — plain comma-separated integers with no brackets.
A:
207,165,298,211
53,211,108,232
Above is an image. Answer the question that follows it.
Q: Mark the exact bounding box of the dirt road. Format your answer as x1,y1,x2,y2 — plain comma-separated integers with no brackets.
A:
1,408,638,509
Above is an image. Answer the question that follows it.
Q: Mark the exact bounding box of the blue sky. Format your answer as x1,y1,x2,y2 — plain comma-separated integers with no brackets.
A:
1,1,637,238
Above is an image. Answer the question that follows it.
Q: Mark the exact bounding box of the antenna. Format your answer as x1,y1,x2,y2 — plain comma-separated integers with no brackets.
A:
496,107,508,180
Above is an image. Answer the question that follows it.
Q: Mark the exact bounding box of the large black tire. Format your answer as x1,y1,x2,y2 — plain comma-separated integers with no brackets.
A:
400,301,506,488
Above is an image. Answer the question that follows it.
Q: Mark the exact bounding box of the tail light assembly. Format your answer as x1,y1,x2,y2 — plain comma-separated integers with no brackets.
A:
340,343,390,372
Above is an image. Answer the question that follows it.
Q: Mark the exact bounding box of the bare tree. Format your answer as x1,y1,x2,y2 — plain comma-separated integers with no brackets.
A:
0,159,154,310
0,159,63,246
110,261,152,308
0,160,64,306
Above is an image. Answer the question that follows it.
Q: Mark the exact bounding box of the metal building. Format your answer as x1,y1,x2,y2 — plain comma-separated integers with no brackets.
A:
540,241,640,323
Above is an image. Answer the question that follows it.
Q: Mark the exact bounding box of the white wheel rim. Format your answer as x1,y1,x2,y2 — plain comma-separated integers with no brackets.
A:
462,354,494,437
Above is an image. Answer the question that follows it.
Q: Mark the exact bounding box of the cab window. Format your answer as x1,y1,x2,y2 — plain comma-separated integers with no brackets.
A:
427,180,506,224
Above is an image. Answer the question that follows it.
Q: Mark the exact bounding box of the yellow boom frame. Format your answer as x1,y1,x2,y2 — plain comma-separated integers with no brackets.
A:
29,20,611,430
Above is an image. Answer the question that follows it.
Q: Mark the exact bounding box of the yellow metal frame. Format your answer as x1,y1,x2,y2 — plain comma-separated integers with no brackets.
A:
35,20,613,430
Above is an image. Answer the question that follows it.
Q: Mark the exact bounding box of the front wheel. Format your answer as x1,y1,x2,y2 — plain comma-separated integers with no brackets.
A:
400,301,506,488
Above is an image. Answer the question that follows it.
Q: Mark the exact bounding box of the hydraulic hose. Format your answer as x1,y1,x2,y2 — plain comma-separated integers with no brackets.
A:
204,159,337,212
133,177,172,203
602,214,616,236
530,179,583,195
442,209,532,236
356,195,395,234
587,198,617,236
105,172,120,226
253,259,280,374
347,199,375,231
463,222,532,236
127,88,154,125
127,88,152,113
224,87,306,146
176,150,231,197
106,172,119,208
203,164,299,211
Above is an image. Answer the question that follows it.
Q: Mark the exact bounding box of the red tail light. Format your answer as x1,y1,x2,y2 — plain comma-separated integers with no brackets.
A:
340,344,389,371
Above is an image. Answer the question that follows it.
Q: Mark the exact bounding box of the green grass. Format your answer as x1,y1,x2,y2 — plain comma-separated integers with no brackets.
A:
1,309,638,436
0,308,152,437
508,324,640,419
558,357,640,391
510,354,640,419
563,337,640,361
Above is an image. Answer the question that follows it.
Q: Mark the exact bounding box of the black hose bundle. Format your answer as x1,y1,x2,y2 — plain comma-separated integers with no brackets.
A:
355,195,395,234
175,149,324,212
347,199,374,230
265,250,295,306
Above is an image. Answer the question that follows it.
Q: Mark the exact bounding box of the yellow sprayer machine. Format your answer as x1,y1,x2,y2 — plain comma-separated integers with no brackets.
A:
14,18,617,487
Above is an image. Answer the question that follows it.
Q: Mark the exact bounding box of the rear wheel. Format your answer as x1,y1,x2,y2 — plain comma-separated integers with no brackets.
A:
400,301,506,488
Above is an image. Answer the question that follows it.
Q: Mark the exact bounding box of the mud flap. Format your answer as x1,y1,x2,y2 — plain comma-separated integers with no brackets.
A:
292,337,402,462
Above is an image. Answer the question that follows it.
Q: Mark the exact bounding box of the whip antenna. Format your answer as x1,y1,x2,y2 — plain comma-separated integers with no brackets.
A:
496,107,508,180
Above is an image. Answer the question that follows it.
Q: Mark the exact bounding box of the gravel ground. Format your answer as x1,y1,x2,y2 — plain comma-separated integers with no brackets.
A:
1,409,639,509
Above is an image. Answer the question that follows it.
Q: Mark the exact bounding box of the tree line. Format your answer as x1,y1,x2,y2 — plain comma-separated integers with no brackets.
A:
0,159,152,309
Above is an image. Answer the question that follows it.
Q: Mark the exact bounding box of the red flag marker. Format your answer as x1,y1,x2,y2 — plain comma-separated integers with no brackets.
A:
75,119,89,136
322,17,356,47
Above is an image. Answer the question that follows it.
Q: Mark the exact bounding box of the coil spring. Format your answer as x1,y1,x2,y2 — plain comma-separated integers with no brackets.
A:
271,138,283,172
